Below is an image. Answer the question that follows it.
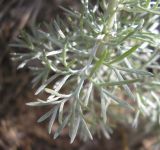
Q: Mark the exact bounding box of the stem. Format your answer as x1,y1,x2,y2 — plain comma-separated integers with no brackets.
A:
104,0,118,32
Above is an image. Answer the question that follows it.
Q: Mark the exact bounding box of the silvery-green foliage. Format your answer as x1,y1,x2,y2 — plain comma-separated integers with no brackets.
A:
11,0,160,143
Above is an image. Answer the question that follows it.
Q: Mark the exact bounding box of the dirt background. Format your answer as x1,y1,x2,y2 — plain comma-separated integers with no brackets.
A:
0,0,159,150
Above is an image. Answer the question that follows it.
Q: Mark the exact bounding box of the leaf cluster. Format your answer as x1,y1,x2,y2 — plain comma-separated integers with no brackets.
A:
11,0,160,142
